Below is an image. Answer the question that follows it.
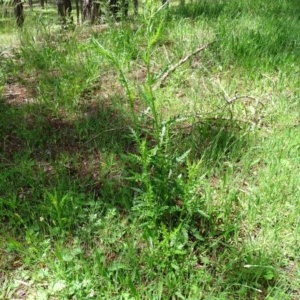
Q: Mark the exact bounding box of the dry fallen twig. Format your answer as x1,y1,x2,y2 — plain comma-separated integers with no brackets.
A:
153,42,214,90
226,94,257,104
215,79,264,106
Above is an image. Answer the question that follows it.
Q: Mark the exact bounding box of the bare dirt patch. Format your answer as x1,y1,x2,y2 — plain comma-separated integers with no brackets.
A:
3,82,37,106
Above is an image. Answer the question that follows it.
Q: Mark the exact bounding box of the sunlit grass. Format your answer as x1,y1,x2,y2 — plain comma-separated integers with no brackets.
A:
1,0,300,298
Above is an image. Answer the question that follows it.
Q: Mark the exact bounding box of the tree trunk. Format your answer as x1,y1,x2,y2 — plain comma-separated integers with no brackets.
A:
82,0,92,22
57,0,73,26
81,0,150,23
75,0,80,24
14,0,24,27
82,0,100,24
108,0,130,19
133,0,138,15
91,1,100,24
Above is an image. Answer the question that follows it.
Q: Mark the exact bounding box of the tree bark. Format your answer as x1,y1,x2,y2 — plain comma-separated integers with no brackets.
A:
13,0,24,27
108,0,139,19
81,0,149,24
57,0,73,26
75,0,80,24
82,0,92,22
82,0,100,24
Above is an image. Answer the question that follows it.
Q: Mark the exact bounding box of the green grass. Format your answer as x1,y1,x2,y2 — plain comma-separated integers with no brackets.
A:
1,0,300,298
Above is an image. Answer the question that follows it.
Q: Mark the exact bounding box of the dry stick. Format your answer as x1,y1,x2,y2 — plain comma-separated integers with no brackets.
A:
226,95,258,104
4,93,22,96
153,42,214,90
215,79,264,106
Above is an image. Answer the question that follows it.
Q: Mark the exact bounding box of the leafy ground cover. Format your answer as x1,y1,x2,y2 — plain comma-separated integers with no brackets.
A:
1,0,300,298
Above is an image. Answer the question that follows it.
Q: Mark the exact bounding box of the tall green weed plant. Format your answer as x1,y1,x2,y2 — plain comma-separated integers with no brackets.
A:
129,124,209,230
92,8,209,231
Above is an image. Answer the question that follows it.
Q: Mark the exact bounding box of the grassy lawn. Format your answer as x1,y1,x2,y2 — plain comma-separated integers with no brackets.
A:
1,0,300,298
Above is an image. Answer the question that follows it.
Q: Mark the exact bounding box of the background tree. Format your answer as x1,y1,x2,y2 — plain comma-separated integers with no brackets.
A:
40,0,46,9
57,0,72,25
13,0,24,27
81,0,100,24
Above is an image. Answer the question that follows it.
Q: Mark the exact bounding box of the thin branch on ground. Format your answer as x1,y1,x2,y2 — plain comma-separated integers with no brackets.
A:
153,42,214,90
175,116,255,130
215,79,264,106
226,94,257,104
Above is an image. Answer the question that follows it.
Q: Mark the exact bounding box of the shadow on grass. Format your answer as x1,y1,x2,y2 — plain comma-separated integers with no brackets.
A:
0,88,251,234
0,95,135,230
